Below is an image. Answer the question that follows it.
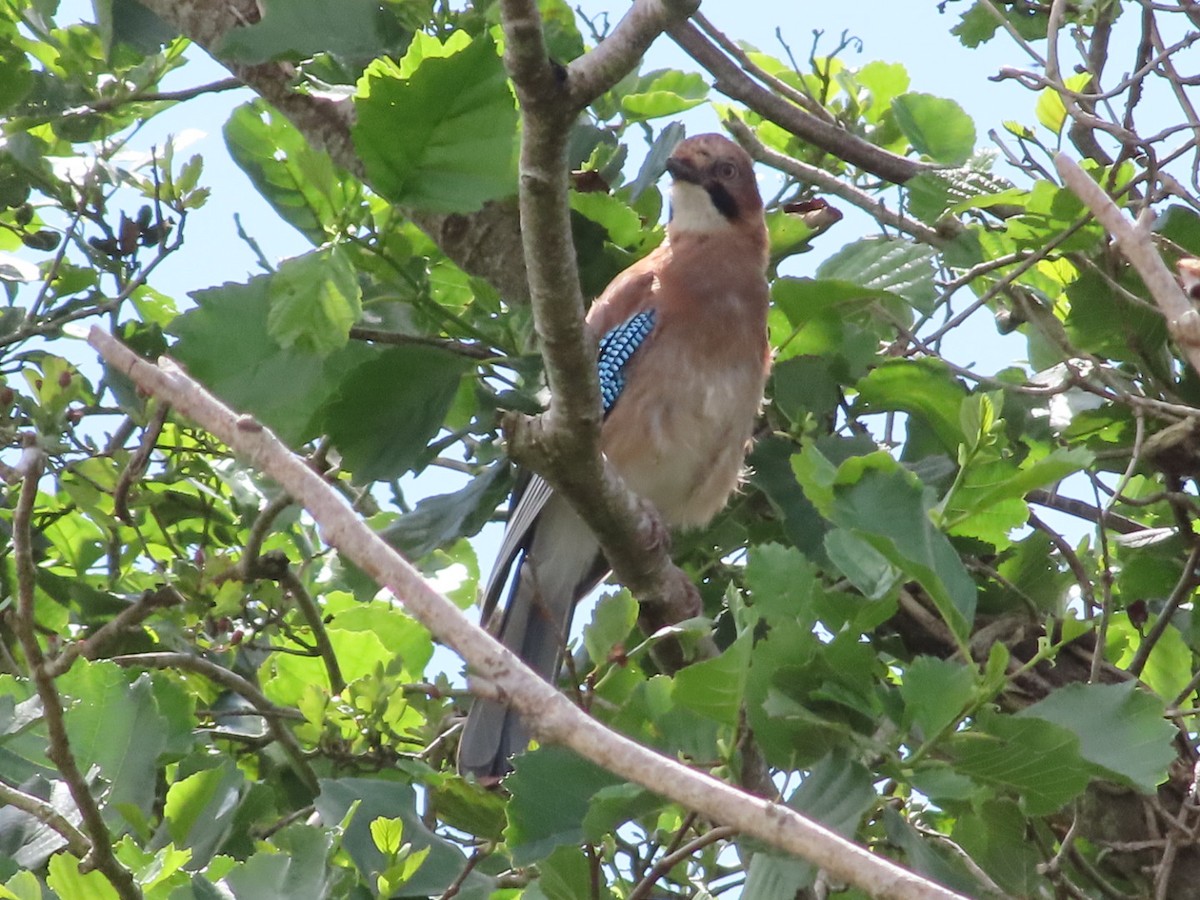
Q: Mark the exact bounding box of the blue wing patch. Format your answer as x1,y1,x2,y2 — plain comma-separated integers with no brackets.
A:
596,309,655,414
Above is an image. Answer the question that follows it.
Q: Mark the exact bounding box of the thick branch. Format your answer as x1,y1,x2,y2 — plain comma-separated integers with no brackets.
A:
88,328,968,900
498,0,701,628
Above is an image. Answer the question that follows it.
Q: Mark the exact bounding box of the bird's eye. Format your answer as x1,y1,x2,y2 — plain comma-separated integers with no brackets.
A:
714,161,738,179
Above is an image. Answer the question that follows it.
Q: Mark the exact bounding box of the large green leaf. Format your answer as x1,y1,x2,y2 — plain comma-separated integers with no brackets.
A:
505,746,621,865
949,711,1093,815
816,237,938,312
163,759,246,867
1018,682,1175,793
353,34,517,212
266,246,361,357
172,274,371,445
59,661,168,821
218,0,397,63
743,751,875,899
852,358,968,453
315,778,493,898
220,825,336,900
620,70,708,120
319,344,468,482
224,101,364,244
672,634,752,726
892,92,977,164
794,448,977,636
900,656,976,738
381,463,510,560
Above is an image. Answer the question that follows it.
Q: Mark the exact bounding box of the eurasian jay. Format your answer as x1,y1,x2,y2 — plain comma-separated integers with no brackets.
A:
458,133,771,778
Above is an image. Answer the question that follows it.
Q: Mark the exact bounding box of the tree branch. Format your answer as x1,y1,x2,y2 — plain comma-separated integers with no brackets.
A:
668,20,929,185
10,454,140,899
1055,153,1200,377
565,0,699,108
88,327,968,900
498,0,703,630
0,781,91,858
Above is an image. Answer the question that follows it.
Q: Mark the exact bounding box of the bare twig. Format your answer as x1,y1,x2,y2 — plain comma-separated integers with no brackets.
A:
88,329,969,900
43,586,183,678
1127,543,1200,677
112,400,170,523
628,825,738,900
564,0,699,108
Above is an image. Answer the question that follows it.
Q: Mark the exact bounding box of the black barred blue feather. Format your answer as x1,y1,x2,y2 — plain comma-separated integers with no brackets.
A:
596,309,655,413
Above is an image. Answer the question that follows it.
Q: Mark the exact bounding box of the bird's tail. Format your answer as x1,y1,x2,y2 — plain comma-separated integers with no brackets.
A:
457,495,605,779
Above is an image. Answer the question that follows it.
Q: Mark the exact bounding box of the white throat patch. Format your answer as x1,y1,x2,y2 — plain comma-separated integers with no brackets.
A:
668,181,734,234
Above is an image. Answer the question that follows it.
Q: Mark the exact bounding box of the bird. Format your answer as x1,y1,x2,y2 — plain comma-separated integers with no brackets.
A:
458,132,772,779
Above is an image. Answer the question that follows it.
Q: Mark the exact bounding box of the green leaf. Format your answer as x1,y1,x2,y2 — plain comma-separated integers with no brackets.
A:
852,358,968,453
46,853,119,900
172,274,372,444
621,70,708,120
218,0,396,63
744,542,821,628
900,656,976,738
744,750,876,899
163,760,246,867
583,589,638,667
59,661,168,821
796,448,976,636
315,778,493,897
1018,682,1176,793
224,100,363,244
672,633,752,726
266,246,361,356
949,711,1092,814
816,237,937,312
892,92,977,164
824,528,900,600
905,166,1015,224
319,345,468,482
353,34,518,212
381,463,510,560
505,746,621,865
1036,73,1093,134
537,845,603,900
221,825,336,900
370,816,404,856
571,191,645,250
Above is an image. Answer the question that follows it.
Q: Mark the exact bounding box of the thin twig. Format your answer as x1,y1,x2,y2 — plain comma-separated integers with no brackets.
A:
1127,543,1200,677
628,826,738,900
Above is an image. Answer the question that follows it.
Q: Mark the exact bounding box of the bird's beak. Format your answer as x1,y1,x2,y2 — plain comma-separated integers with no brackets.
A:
666,156,702,185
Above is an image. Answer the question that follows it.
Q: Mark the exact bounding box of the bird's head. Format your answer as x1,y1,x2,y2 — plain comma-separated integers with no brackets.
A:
665,133,765,237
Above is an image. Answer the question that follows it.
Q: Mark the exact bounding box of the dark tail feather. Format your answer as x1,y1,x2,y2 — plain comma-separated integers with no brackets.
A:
458,495,605,778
